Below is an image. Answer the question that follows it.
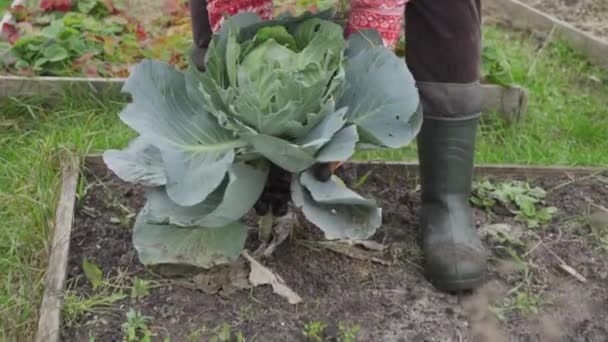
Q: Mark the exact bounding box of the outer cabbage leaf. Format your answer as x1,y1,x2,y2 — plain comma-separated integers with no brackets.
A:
144,162,269,228
297,106,347,153
133,208,247,269
103,136,166,187
339,48,422,148
291,171,382,240
242,133,317,173
119,60,241,207
315,125,358,162
345,29,384,58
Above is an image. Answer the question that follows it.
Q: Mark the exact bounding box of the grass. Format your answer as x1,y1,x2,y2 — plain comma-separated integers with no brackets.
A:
0,94,131,341
0,0,10,12
358,26,608,166
0,22,607,340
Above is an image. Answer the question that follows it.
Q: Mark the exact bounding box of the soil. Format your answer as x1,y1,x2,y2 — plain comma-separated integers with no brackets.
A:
62,162,608,342
519,0,608,40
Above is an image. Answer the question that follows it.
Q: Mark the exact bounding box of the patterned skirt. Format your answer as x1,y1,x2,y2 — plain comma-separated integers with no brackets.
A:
206,0,407,49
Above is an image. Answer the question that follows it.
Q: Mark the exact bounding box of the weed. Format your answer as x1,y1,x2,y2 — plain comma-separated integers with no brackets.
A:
122,309,153,342
493,247,545,318
131,277,151,301
62,290,126,328
482,44,514,87
210,323,233,342
337,322,361,342
472,180,557,229
82,258,103,290
238,304,255,323
187,323,243,342
303,321,328,342
588,211,608,253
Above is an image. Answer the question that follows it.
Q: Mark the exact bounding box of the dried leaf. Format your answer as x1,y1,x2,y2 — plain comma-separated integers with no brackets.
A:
242,251,302,304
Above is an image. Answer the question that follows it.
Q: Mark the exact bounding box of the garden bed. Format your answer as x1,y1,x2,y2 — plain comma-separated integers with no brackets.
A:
485,0,608,69
520,0,608,40
45,157,608,341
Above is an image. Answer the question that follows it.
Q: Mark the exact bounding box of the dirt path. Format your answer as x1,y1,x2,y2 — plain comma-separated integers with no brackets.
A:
519,0,608,40
62,163,608,341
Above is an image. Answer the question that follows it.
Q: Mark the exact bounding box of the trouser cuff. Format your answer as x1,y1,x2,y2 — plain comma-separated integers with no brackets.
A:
416,81,482,120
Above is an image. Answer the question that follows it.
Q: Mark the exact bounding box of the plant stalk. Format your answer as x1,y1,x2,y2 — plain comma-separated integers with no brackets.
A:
258,213,274,242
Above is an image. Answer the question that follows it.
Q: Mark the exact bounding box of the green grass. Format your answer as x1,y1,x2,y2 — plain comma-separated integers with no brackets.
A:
0,23,607,340
358,26,608,166
0,94,131,341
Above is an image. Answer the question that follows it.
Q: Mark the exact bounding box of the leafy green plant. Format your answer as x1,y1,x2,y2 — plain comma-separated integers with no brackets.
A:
337,322,361,342
482,44,514,87
122,309,153,342
303,321,328,342
62,290,126,327
104,11,421,269
472,180,557,229
82,258,103,290
131,277,150,300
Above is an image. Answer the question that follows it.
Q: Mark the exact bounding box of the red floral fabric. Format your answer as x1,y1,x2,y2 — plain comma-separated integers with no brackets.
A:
207,0,274,33
206,0,406,49
346,0,407,49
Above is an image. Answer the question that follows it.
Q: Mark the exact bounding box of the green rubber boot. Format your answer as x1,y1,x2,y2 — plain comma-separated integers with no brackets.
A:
417,116,487,292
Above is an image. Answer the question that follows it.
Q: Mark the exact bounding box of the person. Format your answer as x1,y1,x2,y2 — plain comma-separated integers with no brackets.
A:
189,0,486,293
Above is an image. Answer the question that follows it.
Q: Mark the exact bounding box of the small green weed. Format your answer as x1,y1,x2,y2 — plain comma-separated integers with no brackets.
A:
492,247,545,319
122,309,153,342
587,211,608,253
62,291,126,328
337,322,361,342
472,180,557,229
303,321,328,342
187,323,244,342
482,44,515,87
82,258,103,290
131,277,151,300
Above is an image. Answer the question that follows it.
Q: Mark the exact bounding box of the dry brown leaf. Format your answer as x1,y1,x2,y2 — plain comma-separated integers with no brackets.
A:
242,251,302,305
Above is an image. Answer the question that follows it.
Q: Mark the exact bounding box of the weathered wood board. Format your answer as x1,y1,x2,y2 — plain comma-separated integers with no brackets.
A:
0,75,529,122
35,154,80,342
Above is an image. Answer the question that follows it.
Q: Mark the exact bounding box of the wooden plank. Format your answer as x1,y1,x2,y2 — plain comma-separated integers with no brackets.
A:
0,75,126,99
480,84,528,122
0,75,528,121
485,0,608,69
353,161,606,178
35,153,80,342
85,154,605,178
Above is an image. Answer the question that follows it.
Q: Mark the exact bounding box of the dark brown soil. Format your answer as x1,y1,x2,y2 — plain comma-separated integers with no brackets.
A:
520,0,608,40
62,162,608,342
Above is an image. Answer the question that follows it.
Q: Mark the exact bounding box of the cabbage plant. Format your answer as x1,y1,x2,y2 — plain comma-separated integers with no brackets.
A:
104,11,422,269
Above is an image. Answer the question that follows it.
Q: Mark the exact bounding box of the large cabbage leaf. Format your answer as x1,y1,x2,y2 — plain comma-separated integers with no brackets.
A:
144,162,268,228
118,60,242,207
103,136,166,187
291,171,382,240
339,46,422,148
133,208,247,268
